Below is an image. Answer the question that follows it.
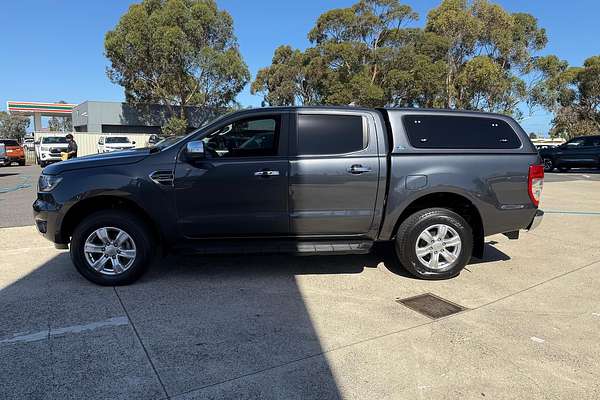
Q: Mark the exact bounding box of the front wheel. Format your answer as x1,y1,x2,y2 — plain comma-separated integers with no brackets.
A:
70,210,154,285
394,208,473,280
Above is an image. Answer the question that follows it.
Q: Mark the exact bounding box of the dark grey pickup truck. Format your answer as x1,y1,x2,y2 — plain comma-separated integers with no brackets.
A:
33,107,544,285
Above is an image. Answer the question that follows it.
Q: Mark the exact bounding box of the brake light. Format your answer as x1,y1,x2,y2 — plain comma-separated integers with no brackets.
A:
528,164,544,207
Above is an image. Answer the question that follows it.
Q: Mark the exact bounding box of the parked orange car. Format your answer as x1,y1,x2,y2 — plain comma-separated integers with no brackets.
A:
0,139,26,166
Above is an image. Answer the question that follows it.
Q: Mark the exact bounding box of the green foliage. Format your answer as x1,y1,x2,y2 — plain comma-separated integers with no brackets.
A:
252,0,549,118
162,116,188,136
0,112,30,141
532,55,600,138
105,0,250,126
48,116,73,132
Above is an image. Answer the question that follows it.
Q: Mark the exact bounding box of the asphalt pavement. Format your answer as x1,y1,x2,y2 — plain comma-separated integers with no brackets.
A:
0,164,41,228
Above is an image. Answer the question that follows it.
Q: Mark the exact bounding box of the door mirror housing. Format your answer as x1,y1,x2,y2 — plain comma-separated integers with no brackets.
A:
186,140,205,160
132,141,136,145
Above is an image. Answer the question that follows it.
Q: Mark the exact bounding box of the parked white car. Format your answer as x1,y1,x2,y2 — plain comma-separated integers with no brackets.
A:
36,136,69,167
22,138,35,150
97,136,136,153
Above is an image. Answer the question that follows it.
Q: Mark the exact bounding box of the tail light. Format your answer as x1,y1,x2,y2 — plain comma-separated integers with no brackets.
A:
528,164,544,207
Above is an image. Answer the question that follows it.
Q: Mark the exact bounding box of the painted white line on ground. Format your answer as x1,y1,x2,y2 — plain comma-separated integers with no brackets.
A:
0,316,129,345
530,336,545,343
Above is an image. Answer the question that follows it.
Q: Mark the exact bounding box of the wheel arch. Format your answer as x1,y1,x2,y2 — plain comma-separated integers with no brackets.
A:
60,195,162,245
390,192,485,258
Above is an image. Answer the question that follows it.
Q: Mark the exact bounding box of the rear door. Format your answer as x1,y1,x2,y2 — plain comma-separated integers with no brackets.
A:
289,110,381,236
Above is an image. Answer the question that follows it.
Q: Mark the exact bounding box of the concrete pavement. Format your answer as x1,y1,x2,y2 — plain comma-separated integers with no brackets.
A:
0,179,599,399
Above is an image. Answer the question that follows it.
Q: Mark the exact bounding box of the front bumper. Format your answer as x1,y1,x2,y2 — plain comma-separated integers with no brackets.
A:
40,153,62,161
527,209,544,231
33,197,67,247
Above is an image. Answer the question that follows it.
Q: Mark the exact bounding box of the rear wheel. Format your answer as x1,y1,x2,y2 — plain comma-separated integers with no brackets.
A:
394,208,473,280
70,210,154,285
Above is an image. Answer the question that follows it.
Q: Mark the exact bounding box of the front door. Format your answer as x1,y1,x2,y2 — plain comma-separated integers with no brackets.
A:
174,113,290,238
289,111,382,237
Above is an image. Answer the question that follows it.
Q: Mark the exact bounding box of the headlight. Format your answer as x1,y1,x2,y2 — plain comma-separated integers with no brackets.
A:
38,174,63,192
41,146,49,152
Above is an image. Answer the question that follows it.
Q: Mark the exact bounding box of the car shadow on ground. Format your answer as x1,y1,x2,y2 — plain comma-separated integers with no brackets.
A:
0,240,510,399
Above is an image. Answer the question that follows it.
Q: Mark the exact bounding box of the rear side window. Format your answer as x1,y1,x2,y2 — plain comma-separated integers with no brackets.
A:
298,114,366,155
403,115,521,149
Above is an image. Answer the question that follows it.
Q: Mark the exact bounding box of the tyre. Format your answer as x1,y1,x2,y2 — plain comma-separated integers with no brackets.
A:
543,158,554,172
18,160,25,166
558,166,570,173
39,161,46,168
394,208,473,280
70,210,154,285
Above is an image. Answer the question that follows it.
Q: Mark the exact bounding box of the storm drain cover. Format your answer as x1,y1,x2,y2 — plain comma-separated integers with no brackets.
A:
396,293,467,319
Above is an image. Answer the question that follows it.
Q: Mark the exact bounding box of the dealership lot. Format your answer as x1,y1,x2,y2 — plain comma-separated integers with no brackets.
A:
1,169,599,399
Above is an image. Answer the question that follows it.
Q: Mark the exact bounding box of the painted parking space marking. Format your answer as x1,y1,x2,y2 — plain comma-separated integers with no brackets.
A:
0,316,129,345
543,210,600,216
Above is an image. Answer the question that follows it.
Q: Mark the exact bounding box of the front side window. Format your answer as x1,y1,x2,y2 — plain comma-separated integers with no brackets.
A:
564,138,586,148
202,116,280,157
297,114,366,155
403,115,521,149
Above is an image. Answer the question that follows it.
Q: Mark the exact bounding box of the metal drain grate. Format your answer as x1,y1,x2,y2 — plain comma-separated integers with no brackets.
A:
396,293,467,319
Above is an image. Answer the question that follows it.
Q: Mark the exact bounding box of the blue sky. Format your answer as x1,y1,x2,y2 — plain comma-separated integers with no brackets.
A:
1,0,598,135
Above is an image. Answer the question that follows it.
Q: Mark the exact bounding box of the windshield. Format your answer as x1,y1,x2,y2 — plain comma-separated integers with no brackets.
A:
154,135,184,149
42,137,68,144
105,136,130,144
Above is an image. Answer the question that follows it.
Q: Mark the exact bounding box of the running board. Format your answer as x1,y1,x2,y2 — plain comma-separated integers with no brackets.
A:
175,239,374,256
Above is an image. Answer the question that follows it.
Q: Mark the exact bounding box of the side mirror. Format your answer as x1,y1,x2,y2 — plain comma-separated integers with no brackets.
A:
186,140,205,160
132,141,136,145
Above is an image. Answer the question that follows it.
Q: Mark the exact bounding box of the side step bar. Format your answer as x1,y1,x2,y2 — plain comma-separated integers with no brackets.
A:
175,240,374,256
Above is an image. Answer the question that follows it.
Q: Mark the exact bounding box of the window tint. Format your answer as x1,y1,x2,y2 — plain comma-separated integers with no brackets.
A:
105,137,130,143
0,139,19,146
583,137,600,147
403,115,521,149
42,137,68,144
297,114,365,155
203,116,280,157
564,138,586,148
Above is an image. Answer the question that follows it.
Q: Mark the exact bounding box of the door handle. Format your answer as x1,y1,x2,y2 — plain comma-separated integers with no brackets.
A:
347,164,371,174
254,169,280,177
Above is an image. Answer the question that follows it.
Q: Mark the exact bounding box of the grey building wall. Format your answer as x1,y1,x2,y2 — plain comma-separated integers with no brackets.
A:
72,101,205,134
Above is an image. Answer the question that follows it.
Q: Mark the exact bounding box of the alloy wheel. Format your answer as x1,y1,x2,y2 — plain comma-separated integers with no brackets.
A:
83,227,137,275
415,224,462,271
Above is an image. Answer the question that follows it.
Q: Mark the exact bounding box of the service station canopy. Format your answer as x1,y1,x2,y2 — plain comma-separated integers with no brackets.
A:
7,101,75,117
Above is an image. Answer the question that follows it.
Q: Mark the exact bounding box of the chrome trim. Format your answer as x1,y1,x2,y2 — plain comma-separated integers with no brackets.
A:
527,209,544,231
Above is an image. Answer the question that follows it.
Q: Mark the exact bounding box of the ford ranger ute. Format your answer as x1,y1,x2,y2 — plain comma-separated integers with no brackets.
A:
33,107,544,285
